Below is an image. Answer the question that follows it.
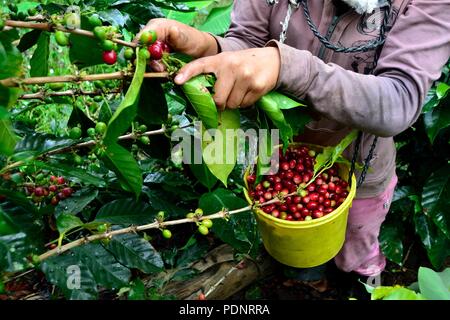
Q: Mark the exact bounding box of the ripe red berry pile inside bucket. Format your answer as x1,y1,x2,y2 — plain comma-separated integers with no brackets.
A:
246,145,350,221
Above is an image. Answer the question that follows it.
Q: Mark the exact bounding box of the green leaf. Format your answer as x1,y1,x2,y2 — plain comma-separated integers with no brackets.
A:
314,130,358,174
414,210,450,269
96,198,155,225
245,285,263,300
41,254,98,300
162,183,198,202
0,30,23,109
379,222,404,265
372,286,425,300
142,187,187,218
199,188,258,255
392,185,414,202
127,278,146,300
0,232,34,273
436,268,450,291
432,210,450,241
182,75,218,129
0,85,21,110
0,30,23,80
98,9,130,27
197,5,233,35
104,48,146,145
30,32,50,77
189,162,218,190
422,166,450,239
0,108,18,156
69,16,103,68
162,2,202,25
424,104,450,143
176,236,209,268
256,111,275,177
202,109,240,186
166,90,187,115
0,188,38,214
261,91,306,110
0,207,16,236
187,132,218,189
105,232,164,274
284,108,312,136
101,143,143,196
144,171,191,187
422,95,439,113
68,98,96,131
14,134,74,155
16,2,40,13
256,93,294,149
418,267,450,300
436,82,450,99
17,29,42,52
73,243,131,289
56,214,84,235
137,79,168,126
55,188,99,219
171,268,197,281
112,0,164,26
42,243,131,298
98,101,113,123
0,204,43,248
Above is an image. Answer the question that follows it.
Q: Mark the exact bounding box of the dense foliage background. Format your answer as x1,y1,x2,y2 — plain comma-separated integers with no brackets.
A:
0,0,448,300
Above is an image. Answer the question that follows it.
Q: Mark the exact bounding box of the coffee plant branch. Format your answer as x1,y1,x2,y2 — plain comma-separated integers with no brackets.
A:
38,206,253,261
19,89,122,100
0,126,176,174
5,19,137,48
0,71,169,88
37,192,297,261
46,127,169,156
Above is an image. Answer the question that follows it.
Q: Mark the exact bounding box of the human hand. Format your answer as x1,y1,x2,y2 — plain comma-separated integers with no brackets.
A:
174,47,281,109
134,18,218,58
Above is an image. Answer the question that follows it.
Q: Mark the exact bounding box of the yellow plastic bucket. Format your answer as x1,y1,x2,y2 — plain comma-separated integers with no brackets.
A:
243,143,356,268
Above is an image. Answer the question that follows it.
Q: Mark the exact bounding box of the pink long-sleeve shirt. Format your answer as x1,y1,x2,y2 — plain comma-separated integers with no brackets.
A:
214,0,450,198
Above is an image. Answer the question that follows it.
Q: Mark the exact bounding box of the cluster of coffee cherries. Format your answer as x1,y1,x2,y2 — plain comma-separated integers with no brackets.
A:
156,208,212,240
247,146,350,221
131,30,171,62
91,19,121,65
51,11,171,66
186,208,213,236
26,175,74,206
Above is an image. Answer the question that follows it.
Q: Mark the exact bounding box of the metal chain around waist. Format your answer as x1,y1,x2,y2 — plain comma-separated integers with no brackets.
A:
357,136,378,187
348,131,362,188
348,132,379,188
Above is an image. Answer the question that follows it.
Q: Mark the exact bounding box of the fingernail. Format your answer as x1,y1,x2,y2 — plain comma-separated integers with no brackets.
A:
174,74,184,84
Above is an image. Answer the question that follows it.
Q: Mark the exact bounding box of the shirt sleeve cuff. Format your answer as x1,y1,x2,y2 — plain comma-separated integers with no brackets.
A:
265,40,313,98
